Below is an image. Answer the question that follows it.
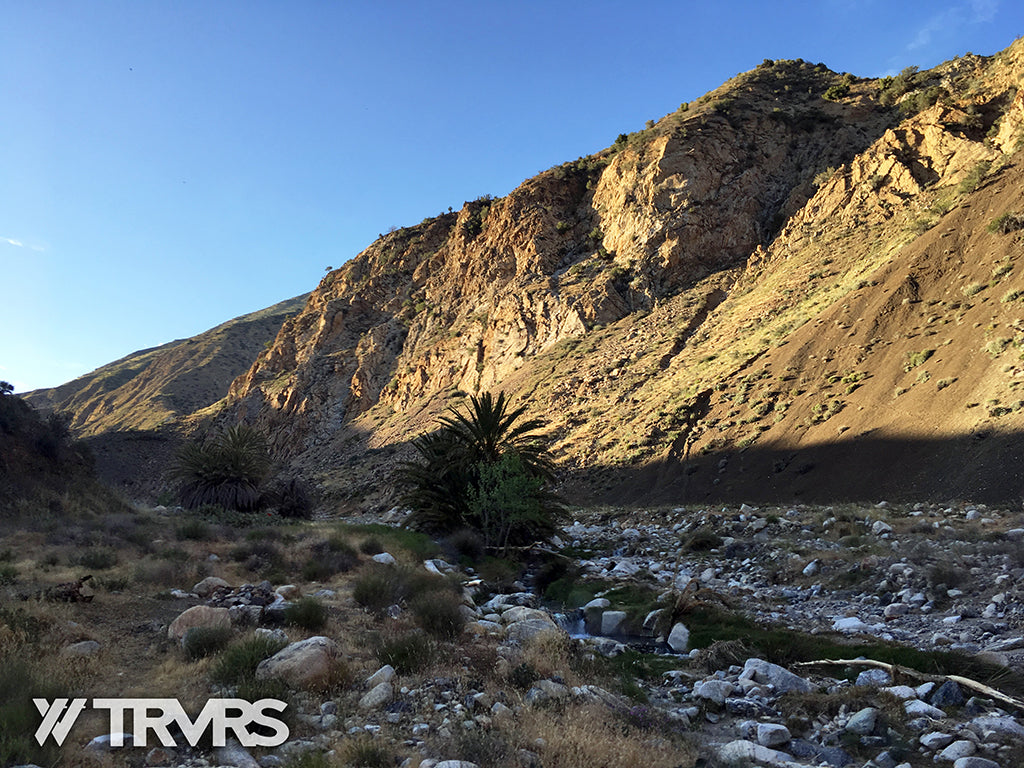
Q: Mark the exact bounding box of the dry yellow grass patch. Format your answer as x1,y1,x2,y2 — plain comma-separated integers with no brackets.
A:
518,702,697,768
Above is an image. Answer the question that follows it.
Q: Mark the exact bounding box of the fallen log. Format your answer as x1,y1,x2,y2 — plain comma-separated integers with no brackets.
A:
792,657,1024,713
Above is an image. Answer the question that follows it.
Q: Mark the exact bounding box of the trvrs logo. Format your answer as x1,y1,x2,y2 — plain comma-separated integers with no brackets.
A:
34,698,289,748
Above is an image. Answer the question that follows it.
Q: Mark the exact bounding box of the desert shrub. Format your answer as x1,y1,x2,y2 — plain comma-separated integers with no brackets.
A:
261,477,315,519
77,546,118,570
958,159,992,194
0,659,64,767
231,540,285,575
398,391,562,552
341,736,395,768
172,424,271,512
376,632,436,674
211,634,287,686
903,349,935,371
988,211,1024,234
176,517,212,541
685,527,723,551
303,537,358,581
0,563,16,585
452,729,514,767
183,625,234,661
410,590,466,640
445,528,485,563
352,564,448,617
284,597,328,631
358,536,384,555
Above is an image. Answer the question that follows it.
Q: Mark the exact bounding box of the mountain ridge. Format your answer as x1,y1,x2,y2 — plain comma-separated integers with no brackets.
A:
28,40,1024,509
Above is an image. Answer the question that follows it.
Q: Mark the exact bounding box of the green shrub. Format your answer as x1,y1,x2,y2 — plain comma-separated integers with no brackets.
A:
410,590,466,640
352,565,444,617
303,538,358,581
822,83,849,101
211,634,287,686
78,547,118,570
284,597,328,631
0,563,16,585
685,527,723,551
988,212,1024,234
176,517,212,541
0,659,64,767
376,632,436,674
958,160,992,194
183,626,234,661
358,537,384,555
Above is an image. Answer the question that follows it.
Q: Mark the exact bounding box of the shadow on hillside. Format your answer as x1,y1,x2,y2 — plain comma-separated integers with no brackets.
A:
577,430,1024,507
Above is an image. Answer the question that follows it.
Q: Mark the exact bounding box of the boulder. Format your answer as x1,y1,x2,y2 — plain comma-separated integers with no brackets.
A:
359,682,393,709
740,658,812,694
756,723,791,747
256,636,342,689
717,740,794,767
192,576,230,597
168,606,230,641
667,622,690,652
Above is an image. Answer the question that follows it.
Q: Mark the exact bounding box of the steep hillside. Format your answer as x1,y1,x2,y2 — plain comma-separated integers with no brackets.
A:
25,295,308,436
218,41,1024,510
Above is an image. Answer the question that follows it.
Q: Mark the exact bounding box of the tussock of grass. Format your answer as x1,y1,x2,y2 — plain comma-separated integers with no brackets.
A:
518,702,696,768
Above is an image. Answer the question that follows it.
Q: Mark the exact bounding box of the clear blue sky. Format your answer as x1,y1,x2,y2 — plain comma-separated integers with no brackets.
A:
2,1,1021,393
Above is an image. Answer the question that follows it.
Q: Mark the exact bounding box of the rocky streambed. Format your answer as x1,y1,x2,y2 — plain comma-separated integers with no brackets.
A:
78,501,1024,768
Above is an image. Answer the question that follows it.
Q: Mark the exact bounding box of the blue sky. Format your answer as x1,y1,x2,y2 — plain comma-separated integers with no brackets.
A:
2,1,1021,393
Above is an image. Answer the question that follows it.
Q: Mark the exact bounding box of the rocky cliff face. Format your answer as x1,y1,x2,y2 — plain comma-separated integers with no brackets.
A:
51,41,1024,510
222,42,1024,509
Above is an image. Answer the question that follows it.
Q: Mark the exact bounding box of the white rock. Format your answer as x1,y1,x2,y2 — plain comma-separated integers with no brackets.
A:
872,520,893,535
600,610,628,635
693,680,734,704
716,740,794,767
366,664,395,688
192,576,230,597
920,731,955,749
372,552,396,565
904,699,946,718
833,616,869,633
756,723,791,747
667,622,690,653
359,682,393,709
936,740,975,761
740,658,812,694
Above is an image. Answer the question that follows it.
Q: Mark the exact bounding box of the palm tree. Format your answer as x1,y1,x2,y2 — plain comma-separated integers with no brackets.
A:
397,391,561,550
172,424,270,511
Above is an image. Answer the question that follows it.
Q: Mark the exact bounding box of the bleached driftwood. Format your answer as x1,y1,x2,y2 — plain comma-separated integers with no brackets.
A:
792,657,1024,713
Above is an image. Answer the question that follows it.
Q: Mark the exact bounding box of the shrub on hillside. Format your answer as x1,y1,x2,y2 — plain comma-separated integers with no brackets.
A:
182,626,234,661
284,597,328,631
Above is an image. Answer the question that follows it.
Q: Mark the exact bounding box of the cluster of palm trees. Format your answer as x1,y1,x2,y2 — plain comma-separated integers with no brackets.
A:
171,391,561,549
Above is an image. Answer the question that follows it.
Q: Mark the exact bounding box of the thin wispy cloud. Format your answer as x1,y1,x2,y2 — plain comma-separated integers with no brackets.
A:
971,0,998,23
908,0,1000,51
2,236,45,252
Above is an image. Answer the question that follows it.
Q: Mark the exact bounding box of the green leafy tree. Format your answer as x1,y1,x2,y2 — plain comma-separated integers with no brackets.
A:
398,391,561,551
172,424,270,511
